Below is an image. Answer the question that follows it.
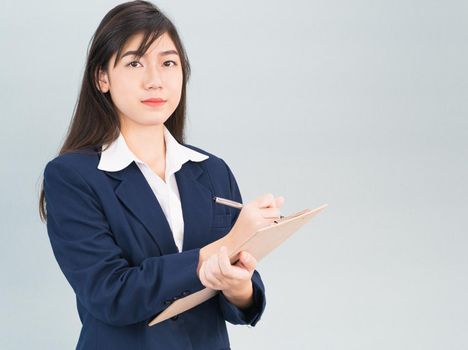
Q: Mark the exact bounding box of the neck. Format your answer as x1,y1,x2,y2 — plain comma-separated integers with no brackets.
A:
120,121,166,167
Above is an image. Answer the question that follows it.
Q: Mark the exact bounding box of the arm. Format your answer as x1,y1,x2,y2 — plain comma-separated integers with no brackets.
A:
43,160,205,327
213,160,267,326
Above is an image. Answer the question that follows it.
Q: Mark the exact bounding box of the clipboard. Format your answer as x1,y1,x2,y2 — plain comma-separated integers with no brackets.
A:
148,203,328,326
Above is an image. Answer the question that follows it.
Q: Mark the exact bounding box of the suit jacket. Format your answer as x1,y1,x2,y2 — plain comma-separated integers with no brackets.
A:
43,144,266,350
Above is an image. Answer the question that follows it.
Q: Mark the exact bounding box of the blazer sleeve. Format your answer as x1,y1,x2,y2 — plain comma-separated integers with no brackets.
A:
216,160,267,327
43,160,205,327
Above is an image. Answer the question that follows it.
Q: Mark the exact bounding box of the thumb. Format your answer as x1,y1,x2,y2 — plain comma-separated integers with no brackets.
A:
239,251,257,271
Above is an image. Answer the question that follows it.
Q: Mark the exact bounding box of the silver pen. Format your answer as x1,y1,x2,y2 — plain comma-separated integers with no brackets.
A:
212,196,285,219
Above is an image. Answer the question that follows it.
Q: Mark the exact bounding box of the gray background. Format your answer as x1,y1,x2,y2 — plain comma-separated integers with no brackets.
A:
1,0,467,349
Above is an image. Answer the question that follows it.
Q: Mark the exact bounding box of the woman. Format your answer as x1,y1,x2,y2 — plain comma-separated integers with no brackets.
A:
39,1,284,349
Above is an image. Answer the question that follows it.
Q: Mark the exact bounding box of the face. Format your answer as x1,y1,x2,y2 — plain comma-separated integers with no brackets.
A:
97,32,183,129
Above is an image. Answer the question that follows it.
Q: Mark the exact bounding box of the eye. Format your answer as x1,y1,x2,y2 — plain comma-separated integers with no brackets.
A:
164,60,178,67
127,61,142,68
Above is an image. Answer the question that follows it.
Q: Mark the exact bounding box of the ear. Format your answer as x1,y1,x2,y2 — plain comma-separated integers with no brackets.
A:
96,69,110,93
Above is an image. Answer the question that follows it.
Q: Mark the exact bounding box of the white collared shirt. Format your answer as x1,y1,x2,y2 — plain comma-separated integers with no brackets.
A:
97,126,209,252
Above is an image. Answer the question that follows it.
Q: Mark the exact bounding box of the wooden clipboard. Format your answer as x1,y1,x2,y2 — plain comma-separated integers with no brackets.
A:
148,203,328,326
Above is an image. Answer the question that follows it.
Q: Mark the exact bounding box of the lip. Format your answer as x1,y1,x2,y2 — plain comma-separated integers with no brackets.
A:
142,98,166,102
142,98,166,107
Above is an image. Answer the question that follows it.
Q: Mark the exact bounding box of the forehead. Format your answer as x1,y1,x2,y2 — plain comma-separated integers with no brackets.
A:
123,31,176,53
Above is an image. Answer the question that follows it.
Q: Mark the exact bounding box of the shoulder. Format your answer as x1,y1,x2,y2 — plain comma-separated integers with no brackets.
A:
44,144,238,182
44,147,101,180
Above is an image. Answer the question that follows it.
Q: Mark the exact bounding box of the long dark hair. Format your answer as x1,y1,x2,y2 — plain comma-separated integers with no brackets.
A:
39,0,191,222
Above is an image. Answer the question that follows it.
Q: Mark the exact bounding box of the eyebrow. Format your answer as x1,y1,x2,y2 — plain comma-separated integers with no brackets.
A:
121,49,179,59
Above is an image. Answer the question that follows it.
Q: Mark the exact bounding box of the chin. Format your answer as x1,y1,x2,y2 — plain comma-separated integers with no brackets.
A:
141,117,171,126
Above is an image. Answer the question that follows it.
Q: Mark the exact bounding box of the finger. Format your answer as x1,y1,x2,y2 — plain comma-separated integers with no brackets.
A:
209,255,225,286
256,193,275,208
275,196,285,208
260,207,282,218
239,251,257,272
205,256,223,289
224,255,250,280
218,246,234,278
199,262,213,289
201,261,214,289
231,262,253,280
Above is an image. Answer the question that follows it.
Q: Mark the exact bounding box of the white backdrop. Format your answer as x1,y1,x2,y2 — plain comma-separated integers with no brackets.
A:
1,0,467,349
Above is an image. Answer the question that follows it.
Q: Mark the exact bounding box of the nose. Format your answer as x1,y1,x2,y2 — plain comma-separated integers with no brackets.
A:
143,65,163,89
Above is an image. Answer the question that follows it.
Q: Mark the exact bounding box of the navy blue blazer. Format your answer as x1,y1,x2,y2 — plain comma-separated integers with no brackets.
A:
43,144,266,350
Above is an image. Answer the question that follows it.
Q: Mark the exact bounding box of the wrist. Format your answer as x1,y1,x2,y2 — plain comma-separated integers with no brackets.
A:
222,281,254,309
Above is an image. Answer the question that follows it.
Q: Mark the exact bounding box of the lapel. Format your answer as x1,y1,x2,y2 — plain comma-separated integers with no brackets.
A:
102,160,214,255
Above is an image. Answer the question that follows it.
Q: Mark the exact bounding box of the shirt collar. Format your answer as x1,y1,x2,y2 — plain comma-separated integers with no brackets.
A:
97,126,209,175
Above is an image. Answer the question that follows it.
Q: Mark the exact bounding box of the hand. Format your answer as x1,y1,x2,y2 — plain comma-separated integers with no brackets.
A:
196,193,285,304
229,193,285,242
198,246,257,307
